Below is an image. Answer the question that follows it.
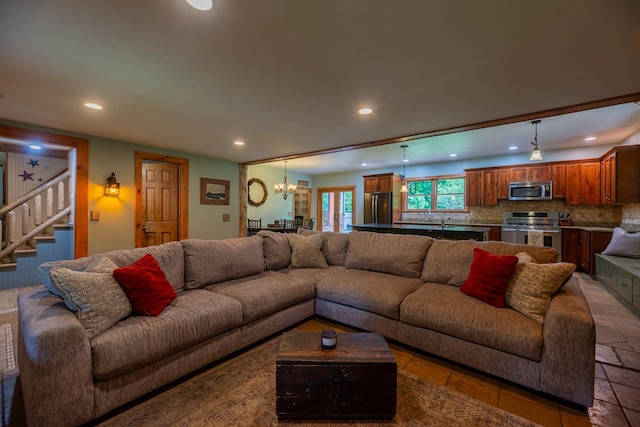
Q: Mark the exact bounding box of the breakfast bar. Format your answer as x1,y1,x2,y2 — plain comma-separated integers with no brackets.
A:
350,223,490,241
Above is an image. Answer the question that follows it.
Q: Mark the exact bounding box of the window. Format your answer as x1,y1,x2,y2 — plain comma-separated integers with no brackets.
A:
406,176,465,211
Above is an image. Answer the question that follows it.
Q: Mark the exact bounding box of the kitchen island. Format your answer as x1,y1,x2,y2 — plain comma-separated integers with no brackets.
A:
349,223,490,241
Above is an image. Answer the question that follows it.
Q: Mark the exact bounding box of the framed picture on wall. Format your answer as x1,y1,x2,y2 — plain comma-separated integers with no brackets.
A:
200,178,230,205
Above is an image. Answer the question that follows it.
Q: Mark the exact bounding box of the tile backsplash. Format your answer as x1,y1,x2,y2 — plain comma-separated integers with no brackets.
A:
621,203,640,231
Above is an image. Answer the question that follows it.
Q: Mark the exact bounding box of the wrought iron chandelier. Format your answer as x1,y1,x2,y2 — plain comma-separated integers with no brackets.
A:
274,160,297,200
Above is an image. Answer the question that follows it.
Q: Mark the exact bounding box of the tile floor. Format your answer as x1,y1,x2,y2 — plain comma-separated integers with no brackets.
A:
1,272,639,426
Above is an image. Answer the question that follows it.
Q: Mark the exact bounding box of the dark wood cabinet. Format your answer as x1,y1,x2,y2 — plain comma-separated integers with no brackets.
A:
551,163,566,199
363,173,394,193
562,228,612,277
566,161,600,206
509,165,550,182
465,169,498,206
497,168,509,199
600,146,640,204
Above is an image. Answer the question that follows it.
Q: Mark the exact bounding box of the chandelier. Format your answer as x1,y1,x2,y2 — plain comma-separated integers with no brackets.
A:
274,160,297,200
529,119,543,161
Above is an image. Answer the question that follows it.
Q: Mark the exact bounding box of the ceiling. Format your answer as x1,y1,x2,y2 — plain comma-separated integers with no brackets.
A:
1,1,640,174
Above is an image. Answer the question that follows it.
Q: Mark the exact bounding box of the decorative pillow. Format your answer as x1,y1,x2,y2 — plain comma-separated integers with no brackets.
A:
602,227,640,259
286,233,328,269
459,248,519,307
515,252,536,264
49,266,132,339
257,230,291,270
113,254,177,316
505,261,576,324
298,229,350,266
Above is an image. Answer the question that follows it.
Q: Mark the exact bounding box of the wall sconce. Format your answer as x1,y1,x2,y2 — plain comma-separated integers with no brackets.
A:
105,172,120,196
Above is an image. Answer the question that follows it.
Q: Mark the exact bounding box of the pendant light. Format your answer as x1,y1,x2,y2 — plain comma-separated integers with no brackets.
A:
529,119,543,161
400,144,408,193
274,160,297,200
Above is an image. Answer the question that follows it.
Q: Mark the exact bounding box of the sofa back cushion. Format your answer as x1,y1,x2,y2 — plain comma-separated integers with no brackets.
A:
345,231,433,278
421,240,558,286
38,241,186,293
182,236,264,289
298,229,350,266
257,230,291,270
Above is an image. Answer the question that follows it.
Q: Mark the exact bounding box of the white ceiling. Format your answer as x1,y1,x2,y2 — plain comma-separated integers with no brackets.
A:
1,1,640,174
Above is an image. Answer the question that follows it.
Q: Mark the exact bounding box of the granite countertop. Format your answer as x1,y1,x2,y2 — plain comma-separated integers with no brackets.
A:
394,221,500,228
560,225,615,232
355,223,490,232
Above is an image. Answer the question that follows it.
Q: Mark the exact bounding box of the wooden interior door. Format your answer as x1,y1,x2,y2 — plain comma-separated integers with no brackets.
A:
141,162,178,247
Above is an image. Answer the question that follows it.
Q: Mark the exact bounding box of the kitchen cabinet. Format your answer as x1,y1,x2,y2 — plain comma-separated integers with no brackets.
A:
565,161,600,206
497,168,509,199
363,173,395,193
562,228,612,277
601,145,640,204
465,169,498,206
509,165,550,182
551,164,566,199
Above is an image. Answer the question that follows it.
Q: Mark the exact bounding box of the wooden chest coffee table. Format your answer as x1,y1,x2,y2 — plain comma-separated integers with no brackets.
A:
276,331,397,419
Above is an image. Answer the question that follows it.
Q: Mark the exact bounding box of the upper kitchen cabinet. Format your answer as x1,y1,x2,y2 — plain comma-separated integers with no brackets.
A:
601,145,640,205
497,168,510,200
551,164,566,199
363,173,400,193
508,165,550,182
566,161,600,206
363,173,395,193
466,169,498,206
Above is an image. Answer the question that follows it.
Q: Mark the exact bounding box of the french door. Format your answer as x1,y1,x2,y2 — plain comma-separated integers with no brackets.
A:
316,186,355,233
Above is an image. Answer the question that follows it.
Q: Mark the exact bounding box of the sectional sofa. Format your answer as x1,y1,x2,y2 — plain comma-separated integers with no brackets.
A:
18,230,595,426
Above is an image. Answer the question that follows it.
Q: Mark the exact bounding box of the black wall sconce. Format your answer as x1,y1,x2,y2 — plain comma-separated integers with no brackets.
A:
105,172,120,196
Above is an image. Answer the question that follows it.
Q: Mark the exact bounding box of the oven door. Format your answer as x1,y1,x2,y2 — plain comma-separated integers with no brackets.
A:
517,228,562,256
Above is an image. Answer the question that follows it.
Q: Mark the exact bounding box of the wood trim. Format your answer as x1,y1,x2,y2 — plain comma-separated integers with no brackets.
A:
239,165,248,236
315,185,356,232
0,124,89,258
134,151,189,247
242,93,640,165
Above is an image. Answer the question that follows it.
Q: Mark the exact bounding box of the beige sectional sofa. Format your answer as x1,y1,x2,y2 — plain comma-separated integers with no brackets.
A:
18,230,595,426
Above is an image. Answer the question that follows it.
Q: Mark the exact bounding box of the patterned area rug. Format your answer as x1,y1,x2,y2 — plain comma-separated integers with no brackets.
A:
0,323,16,372
97,336,540,427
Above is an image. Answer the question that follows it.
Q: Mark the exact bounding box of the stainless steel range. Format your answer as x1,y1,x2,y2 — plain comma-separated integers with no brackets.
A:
501,211,562,257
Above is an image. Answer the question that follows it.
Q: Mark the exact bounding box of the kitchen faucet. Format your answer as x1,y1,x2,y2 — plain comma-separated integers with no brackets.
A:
425,208,432,222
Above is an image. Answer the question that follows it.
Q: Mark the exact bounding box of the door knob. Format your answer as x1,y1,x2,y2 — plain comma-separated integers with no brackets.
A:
141,226,148,231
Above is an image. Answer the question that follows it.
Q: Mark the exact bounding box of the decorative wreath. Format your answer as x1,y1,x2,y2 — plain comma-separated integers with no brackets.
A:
248,178,268,207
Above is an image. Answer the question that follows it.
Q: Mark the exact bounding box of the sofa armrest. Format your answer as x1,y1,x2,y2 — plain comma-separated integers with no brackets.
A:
18,287,95,427
540,278,595,406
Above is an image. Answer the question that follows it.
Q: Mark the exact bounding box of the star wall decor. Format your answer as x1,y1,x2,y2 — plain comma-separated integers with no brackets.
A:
19,170,34,181
28,159,40,167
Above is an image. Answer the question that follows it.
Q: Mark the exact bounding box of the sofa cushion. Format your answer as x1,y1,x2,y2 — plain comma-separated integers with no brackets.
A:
205,271,315,324
90,289,243,380
505,261,576,324
345,231,433,278
281,265,347,284
49,263,132,340
298,229,350,266
400,283,543,361
257,230,291,270
113,254,177,316
286,233,328,269
182,236,264,289
39,241,186,293
421,240,558,286
460,248,519,307
316,269,424,320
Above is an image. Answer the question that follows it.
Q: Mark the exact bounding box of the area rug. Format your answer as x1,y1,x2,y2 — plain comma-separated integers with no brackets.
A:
97,336,540,427
0,323,16,372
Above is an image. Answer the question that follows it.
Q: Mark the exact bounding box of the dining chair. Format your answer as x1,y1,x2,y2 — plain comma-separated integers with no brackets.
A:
284,219,298,233
247,219,262,236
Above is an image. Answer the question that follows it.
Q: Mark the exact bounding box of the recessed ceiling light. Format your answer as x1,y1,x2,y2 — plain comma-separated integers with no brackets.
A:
508,146,518,150
449,153,457,157
403,159,409,163
584,136,597,141
361,163,367,166
233,140,245,146
84,102,103,110
186,0,213,11
358,108,373,115
29,144,42,150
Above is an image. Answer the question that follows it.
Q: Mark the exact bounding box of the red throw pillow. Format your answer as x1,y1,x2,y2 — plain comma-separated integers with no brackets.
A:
113,254,176,316
460,248,519,307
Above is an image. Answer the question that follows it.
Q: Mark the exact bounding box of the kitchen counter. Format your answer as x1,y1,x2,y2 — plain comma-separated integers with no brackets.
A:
349,223,490,241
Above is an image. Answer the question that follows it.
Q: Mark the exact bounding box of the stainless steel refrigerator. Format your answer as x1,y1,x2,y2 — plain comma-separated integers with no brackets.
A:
364,192,393,224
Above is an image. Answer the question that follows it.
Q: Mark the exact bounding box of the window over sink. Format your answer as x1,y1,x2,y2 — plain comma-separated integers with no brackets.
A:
405,176,465,211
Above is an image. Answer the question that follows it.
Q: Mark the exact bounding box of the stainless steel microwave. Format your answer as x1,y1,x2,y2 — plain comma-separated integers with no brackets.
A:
508,181,552,201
